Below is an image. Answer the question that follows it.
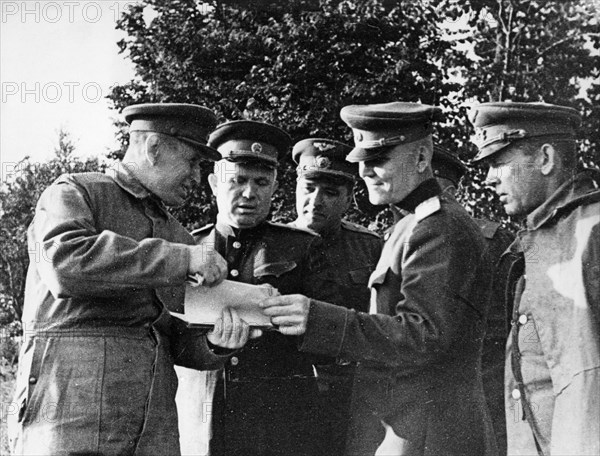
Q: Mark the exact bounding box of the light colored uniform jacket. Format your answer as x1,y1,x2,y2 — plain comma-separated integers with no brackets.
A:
504,171,600,455
10,169,226,456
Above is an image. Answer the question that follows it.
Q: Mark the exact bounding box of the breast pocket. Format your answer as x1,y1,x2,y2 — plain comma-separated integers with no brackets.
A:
254,261,298,281
348,266,373,286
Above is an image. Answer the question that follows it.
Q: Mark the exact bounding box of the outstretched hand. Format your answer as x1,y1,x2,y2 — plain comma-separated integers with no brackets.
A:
207,307,262,349
260,294,311,336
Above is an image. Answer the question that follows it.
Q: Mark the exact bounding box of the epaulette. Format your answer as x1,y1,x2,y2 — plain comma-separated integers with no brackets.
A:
190,223,214,237
474,218,500,239
268,221,320,237
414,195,441,222
341,220,380,238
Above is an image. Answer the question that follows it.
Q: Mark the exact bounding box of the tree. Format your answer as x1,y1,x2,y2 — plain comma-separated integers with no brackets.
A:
107,0,599,231
0,129,103,320
108,0,461,231
439,0,600,224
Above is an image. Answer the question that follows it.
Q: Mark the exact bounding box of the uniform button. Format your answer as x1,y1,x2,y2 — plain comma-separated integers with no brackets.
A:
28,376,37,384
518,314,528,325
230,269,239,277
233,241,241,249
230,356,239,366
512,388,521,400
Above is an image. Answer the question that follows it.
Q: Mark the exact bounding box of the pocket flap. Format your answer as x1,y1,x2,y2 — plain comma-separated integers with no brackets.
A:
349,266,372,284
254,261,297,278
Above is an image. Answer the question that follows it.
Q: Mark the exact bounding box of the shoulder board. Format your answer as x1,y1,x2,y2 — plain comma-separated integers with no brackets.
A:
341,220,380,238
415,196,441,222
190,223,214,236
268,221,320,236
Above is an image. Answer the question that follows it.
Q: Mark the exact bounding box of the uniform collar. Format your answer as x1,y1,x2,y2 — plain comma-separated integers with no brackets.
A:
113,165,169,217
215,215,267,239
395,178,442,213
526,170,600,230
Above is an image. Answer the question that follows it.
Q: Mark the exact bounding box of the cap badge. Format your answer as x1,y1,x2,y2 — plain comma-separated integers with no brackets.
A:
314,142,336,153
315,155,331,169
355,131,363,142
251,142,263,154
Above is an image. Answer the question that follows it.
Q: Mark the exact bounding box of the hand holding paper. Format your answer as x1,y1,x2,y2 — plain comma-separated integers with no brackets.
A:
187,245,228,287
179,279,280,329
260,294,311,336
207,307,263,348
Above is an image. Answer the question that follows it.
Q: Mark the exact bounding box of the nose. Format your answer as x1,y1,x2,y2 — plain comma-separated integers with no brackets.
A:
484,166,501,187
359,161,374,178
310,188,324,207
241,182,256,199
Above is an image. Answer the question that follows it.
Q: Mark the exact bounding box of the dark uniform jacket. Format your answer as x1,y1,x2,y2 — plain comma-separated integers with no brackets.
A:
10,169,226,456
299,180,498,456
290,219,382,455
502,171,600,455
194,219,339,456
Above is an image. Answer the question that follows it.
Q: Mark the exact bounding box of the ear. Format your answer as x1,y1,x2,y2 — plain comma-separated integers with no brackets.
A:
272,179,279,194
144,134,161,166
343,190,353,212
540,143,556,176
416,146,430,173
208,173,218,196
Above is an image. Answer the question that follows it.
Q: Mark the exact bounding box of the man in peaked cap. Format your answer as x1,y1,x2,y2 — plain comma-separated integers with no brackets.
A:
262,101,498,456
432,145,514,456
290,138,382,455
470,101,600,455
8,103,258,456
176,120,340,456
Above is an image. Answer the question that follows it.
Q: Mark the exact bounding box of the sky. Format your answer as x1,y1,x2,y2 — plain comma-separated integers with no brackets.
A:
1,1,141,179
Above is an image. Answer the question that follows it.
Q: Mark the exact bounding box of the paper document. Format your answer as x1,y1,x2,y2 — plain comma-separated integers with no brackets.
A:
176,279,279,328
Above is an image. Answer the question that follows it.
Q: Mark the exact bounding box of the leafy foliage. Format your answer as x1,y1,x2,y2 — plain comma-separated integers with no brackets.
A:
108,0,461,229
107,0,599,232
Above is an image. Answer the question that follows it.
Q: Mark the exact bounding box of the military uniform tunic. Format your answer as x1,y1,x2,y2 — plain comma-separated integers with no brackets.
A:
9,168,227,456
194,219,339,456
503,171,600,455
298,180,498,456
291,219,382,455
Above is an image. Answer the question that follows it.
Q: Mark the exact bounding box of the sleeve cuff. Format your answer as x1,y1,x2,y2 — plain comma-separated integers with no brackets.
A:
300,299,349,358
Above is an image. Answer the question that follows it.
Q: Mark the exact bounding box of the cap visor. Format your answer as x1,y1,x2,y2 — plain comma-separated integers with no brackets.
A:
346,146,391,163
470,141,511,164
178,137,221,161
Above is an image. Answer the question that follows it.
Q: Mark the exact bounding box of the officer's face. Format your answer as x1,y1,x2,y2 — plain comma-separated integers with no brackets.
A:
484,144,545,217
151,138,203,206
295,177,352,235
209,161,278,229
359,144,421,205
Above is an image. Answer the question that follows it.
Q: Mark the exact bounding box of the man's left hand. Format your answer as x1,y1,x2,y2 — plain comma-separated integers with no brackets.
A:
260,294,311,336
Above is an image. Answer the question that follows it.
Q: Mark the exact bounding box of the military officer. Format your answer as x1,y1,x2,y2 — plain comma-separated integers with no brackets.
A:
176,120,339,456
291,138,382,455
469,102,600,455
432,145,514,456
262,101,498,456
9,103,256,456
